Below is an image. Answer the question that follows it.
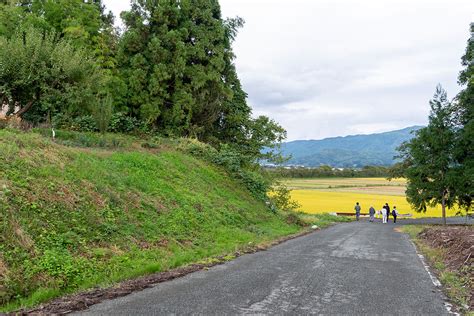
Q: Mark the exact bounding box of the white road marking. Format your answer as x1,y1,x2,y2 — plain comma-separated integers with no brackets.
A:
409,240,459,316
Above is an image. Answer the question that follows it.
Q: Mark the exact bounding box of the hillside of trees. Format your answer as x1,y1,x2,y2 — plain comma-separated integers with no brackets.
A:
269,165,391,178
279,126,422,168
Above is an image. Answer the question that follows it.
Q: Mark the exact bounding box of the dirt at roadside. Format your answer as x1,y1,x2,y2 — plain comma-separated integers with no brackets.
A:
418,226,474,310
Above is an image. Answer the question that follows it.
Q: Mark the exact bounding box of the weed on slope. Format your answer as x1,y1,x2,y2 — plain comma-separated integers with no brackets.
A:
0,129,304,312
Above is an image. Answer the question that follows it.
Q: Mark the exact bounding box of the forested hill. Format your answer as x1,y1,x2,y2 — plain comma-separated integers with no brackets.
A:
280,126,423,167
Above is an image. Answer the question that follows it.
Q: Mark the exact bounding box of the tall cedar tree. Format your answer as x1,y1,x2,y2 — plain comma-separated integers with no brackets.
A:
453,22,474,210
118,0,286,162
397,86,456,224
119,0,241,137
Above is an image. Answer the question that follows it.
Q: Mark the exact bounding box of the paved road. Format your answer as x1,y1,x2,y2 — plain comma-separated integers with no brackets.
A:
397,216,471,225
77,221,450,315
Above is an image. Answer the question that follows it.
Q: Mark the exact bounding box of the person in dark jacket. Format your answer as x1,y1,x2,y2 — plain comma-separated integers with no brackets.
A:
385,203,391,222
392,206,398,223
354,202,361,221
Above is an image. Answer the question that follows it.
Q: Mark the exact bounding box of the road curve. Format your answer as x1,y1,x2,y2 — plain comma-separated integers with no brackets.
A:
77,221,449,315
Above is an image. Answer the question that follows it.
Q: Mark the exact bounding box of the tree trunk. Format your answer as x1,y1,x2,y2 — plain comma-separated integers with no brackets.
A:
14,99,35,117
441,193,447,225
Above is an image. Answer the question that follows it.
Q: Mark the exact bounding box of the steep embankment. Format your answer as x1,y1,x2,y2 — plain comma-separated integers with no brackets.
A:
0,129,302,311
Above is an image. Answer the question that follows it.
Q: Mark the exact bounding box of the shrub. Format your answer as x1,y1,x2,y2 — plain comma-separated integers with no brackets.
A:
212,144,245,173
32,129,128,149
177,138,218,160
237,170,269,201
284,212,306,226
269,182,301,212
71,116,98,132
52,113,72,130
178,139,271,202
108,113,140,134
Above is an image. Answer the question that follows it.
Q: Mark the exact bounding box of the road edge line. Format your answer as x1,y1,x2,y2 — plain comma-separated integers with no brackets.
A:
408,239,459,316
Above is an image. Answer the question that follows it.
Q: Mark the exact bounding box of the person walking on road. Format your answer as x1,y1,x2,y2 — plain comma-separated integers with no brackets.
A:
381,206,387,223
385,203,391,222
392,206,398,223
354,202,361,221
369,206,375,222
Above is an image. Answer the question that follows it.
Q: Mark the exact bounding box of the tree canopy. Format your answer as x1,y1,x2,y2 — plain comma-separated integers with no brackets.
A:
453,22,474,210
395,86,457,224
0,0,286,165
0,28,98,120
393,24,474,222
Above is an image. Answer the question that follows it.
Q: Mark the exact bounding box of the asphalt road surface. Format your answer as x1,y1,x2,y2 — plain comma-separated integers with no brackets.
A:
77,221,451,315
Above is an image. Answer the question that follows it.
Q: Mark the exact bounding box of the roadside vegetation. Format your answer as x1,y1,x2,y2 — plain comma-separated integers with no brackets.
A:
0,0,471,312
0,129,348,312
402,225,473,314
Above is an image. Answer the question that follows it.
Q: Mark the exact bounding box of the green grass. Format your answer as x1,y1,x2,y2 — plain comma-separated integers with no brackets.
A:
32,128,134,149
297,213,352,228
399,225,426,238
0,129,349,312
401,226,471,313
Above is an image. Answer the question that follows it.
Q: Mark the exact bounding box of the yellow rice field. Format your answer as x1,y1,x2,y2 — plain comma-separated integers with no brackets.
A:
286,178,460,218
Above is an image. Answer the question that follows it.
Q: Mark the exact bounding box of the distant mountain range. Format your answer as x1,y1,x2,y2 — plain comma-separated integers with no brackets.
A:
280,126,423,168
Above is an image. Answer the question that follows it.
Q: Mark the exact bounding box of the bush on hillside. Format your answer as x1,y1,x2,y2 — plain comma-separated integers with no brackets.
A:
52,114,98,132
52,113,72,130
178,139,270,202
33,129,129,148
108,112,141,134
269,182,301,213
71,116,98,132
52,112,149,135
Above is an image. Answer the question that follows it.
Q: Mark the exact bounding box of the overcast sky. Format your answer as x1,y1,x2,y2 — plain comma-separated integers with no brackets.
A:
103,0,474,141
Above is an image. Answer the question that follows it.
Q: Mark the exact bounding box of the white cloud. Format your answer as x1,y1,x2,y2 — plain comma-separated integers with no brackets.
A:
103,0,474,140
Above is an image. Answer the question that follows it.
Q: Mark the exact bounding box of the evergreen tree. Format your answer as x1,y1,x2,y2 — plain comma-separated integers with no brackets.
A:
119,0,189,132
119,0,238,137
397,85,457,224
453,22,474,210
209,17,251,144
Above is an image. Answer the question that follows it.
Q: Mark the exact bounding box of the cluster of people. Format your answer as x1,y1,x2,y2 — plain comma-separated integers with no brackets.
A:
354,202,399,223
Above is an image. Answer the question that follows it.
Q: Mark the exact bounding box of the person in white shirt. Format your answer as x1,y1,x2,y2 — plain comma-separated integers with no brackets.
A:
381,206,387,223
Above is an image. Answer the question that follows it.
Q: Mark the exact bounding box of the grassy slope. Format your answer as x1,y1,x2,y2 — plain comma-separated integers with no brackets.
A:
0,129,308,311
